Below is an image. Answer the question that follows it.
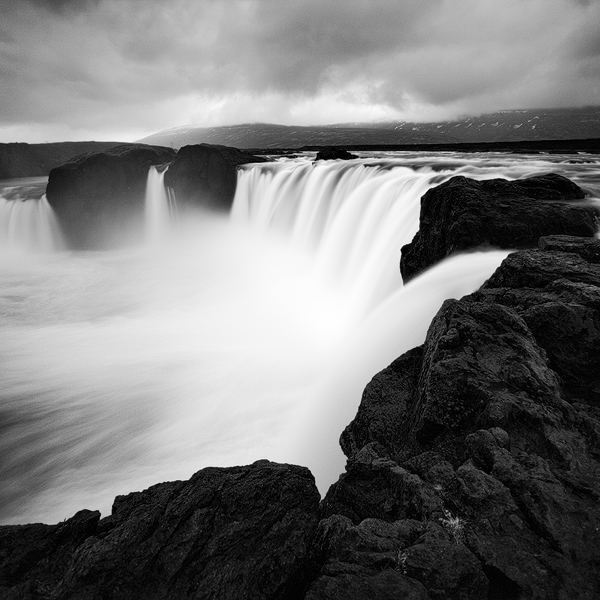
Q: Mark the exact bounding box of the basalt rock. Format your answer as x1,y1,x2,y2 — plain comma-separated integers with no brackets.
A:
315,147,358,161
319,236,600,599
163,144,267,212
46,144,175,249
400,173,599,282
0,461,320,600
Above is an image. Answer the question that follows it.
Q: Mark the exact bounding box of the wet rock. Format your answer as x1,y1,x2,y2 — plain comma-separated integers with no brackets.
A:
0,510,100,600
46,143,175,249
163,143,267,212
0,461,320,600
315,147,358,161
340,348,422,463
324,238,600,599
400,173,599,282
308,507,487,600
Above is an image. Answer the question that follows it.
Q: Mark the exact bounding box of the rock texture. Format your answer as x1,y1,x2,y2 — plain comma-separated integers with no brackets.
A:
321,235,600,599
163,144,267,212
315,147,358,161
0,461,320,600
400,173,599,282
46,144,175,249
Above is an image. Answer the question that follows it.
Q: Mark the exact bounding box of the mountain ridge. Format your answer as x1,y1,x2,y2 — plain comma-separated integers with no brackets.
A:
137,106,600,149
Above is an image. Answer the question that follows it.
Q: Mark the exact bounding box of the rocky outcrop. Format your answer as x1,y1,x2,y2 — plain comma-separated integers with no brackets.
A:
46,144,175,249
163,144,267,212
45,143,266,249
0,461,320,600
400,173,599,282
315,147,358,161
320,235,600,599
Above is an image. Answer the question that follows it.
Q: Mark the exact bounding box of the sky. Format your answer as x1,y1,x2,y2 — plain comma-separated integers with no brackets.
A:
0,0,599,143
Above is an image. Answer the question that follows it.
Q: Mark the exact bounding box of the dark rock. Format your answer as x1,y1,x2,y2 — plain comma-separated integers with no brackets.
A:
322,239,600,599
0,461,320,600
163,144,267,212
340,348,422,464
0,510,100,600
400,173,599,282
309,501,487,600
46,144,175,249
538,233,600,263
315,147,358,161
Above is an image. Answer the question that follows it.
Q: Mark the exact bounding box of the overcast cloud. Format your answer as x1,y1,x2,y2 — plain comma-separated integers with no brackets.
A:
0,0,599,142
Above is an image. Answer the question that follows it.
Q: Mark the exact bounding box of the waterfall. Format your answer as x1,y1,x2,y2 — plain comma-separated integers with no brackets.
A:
228,157,516,487
5,151,594,525
0,191,63,253
233,158,463,315
144,166,175,244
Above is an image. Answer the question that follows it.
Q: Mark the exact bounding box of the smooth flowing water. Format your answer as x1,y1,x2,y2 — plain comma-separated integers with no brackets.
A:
1,152,599,524
0,177,63,254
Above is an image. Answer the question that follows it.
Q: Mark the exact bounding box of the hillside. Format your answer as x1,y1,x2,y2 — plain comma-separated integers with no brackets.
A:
137,106,600,149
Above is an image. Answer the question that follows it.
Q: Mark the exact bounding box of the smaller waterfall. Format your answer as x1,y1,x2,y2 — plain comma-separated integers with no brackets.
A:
0,190,64,254
144,166,175,244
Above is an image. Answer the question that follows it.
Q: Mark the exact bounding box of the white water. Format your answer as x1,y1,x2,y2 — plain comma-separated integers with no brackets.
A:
144,166,175,244
1,152,599,525
0,182,63,253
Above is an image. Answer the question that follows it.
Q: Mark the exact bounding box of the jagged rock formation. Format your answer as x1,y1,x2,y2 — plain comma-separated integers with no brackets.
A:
0,461,319,600
400,173,599,282
315,147,358,161
46,144,175,249
323,235,600,599
163,144,267,212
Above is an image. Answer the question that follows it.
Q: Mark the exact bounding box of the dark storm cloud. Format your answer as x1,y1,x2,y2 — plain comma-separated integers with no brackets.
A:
0,0,599,141
26,0,102,13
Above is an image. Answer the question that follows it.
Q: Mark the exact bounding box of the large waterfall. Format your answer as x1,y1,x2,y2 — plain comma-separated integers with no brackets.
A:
1,152,599,525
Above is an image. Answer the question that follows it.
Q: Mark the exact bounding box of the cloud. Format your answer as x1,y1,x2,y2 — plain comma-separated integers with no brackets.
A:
0,0,598,142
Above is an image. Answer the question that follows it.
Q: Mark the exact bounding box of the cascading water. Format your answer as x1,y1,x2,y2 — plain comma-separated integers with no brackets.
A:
1,152,599,525
0,180,63,253
144,166,175,244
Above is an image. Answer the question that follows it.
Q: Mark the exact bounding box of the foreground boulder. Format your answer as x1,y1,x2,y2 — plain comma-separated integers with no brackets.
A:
163,144,267,212
400,173,599,282
0,461,320,600
46,144,175,249
319,236,600,599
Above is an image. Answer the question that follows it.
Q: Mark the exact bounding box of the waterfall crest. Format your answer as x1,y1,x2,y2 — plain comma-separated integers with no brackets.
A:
233,159,457,314
0,191,64,253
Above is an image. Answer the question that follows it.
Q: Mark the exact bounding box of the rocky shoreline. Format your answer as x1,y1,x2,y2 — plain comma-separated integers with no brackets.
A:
2,146,600,599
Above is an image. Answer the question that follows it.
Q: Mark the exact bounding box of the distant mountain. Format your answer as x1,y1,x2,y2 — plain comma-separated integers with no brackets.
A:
137,107,600,149
0,141,125,179
137,123,452,149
